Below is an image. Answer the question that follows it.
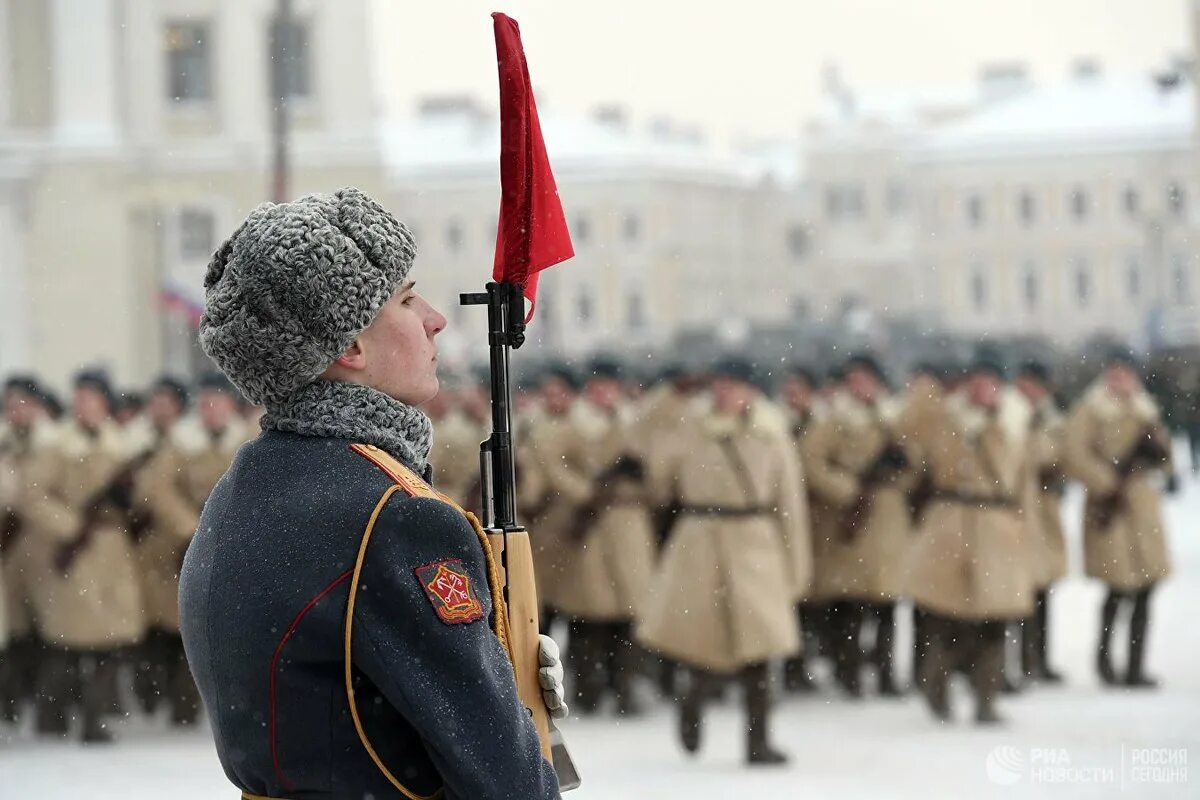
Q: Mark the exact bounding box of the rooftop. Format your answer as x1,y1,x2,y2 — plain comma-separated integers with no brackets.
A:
382,99,803,187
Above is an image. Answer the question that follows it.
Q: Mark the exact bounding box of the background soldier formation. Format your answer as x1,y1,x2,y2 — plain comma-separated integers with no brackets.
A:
0,370,253,742
0,347,1182,758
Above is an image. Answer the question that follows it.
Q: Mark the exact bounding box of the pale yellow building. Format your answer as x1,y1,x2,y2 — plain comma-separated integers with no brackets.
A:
0,0,387,390
803,62,1199,349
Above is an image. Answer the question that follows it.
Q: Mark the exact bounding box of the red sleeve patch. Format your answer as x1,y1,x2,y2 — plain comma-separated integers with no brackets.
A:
413,559,486,625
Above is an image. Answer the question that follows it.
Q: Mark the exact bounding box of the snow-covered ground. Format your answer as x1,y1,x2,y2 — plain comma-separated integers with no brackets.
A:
3,481,1198,799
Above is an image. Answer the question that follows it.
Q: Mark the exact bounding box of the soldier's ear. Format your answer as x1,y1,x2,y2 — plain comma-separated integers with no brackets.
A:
333,339,368,372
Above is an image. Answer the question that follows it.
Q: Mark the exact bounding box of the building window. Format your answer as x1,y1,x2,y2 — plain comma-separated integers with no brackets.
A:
269,16,311,100
1173,253,1190,302
179,208,216,260
1126,255,1141,299
1022,262,1038,309
577,290,593,323
886,182,906,216
1017,192,1035,226
844,185,865,218
573,215,589,245
446,219,463,252
627,290,646,330
1074,259,1091,307
1167,182,1186,218
966,194,984,228
825,186,841,220
165,22,212,102
786,224,808,260
970,266,988,310
1123,186,1139,218
1070,187,1090,221
623,213,640,242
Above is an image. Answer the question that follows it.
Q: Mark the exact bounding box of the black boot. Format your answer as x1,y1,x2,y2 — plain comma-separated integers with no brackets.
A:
1097,590,1122,686
830,601,864,698
1035,590,1064,683
871,603,904,696
743,663,787,765
999,621,1023,694
973,622,1007,726
1126,588,1159,689
917,613,952,722
570,619,604,714
785,604,820,693
612,623,644,717
678,670,710,755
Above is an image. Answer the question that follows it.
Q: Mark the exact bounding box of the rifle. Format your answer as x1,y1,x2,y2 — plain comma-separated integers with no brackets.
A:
54,448,156,575
569,454,645,543
841,440,909,542
461,282,580,790
1093,427,1170,530
0,510,20,554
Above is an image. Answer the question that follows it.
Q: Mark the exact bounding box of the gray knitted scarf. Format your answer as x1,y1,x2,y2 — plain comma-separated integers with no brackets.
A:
261,380,433,473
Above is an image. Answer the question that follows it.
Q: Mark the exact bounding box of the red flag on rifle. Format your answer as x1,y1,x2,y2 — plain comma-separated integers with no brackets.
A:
491,12,574,322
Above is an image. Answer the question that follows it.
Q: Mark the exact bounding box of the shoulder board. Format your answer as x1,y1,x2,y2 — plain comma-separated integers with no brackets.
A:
350,443,463,511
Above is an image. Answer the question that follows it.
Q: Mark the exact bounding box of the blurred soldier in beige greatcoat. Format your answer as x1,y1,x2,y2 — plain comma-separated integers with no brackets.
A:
907,356,1035,724
135,375,247,725
1013,362,1067,685
524,366,589,634
0,376,59,724
22,370,146,742
557,358,656,715
1064,351,1174,689
127,377,192,717
803,355,914,698
638,357,810,765
777,364,823,694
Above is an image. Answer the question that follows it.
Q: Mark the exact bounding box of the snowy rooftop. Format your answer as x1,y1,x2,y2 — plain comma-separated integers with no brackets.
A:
916,71,1194,161
382,100,803,187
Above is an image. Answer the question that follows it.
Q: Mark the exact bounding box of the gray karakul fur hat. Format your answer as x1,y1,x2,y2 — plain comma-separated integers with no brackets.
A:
199,187,416,406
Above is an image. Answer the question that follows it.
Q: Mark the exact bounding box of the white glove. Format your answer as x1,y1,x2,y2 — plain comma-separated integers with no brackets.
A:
537,634,569,720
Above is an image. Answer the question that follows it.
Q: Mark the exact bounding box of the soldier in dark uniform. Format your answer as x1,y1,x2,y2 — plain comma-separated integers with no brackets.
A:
180,188,564,799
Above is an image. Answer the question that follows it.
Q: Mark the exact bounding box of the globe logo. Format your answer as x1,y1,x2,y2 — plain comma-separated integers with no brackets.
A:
986,745,1025,785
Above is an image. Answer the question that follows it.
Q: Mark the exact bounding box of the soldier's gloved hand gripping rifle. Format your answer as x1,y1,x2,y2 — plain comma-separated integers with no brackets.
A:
459,13,581,791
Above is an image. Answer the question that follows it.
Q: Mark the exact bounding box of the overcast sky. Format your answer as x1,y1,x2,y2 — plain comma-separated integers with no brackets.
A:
371,0,1191,145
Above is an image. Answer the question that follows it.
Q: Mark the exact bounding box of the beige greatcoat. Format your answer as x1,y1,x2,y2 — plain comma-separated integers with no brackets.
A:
1064,383,1172,591
431,410,486,512
802,393,915,603
637,397,812,674
133,419,246,631
21,421,145,649
524,406,593,609
555,400,657,622
905,390,1036,621
1024,400,1069,589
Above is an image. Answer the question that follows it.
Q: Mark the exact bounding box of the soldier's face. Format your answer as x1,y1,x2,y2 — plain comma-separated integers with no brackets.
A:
199,390,238,433
147,390,183,431
3,390,40,428
1105,365,1140,399
1015,376,1048,404
542,379,574,414
73,387,111,429
356,280,447,406
846,368,881,404
781,376,813,411
712,377,754,414
584,378,622,410
966,373,1001,410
